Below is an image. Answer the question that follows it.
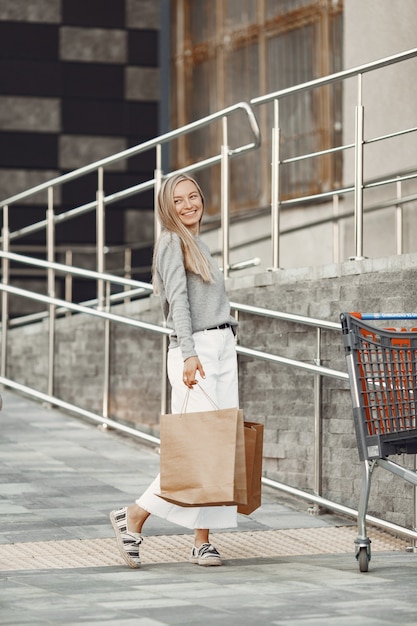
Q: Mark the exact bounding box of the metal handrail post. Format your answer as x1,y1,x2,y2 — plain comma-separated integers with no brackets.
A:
396,177,403,255
271,98,281,270
310,326,323,514
353,74,365,259
96,167,105,310
1,206,9,379
124,247,132,303
154,144,167,414
154,144,163,244
332,194,340,263
221,116,230,279
124,248,132,280
102,281,111,418
47,187,56,399
65,249,73,315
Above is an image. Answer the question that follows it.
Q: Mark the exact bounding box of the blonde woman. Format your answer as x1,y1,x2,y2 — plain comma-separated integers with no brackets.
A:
110,174,239,567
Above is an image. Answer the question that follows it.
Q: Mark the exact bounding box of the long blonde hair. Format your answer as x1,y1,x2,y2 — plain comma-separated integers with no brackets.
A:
152,174,213,288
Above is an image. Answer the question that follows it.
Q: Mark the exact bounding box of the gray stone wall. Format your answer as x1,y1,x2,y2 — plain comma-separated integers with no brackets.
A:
4,252,417,529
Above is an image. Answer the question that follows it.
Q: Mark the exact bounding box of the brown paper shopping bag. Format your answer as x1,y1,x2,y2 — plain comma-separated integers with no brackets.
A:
159,407,247,507
238,421,264,515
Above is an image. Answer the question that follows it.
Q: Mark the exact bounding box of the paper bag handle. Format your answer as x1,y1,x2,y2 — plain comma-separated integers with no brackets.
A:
180,383,219,414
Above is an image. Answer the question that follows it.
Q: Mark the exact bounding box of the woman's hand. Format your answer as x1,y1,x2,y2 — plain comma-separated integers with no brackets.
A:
183,356,205,388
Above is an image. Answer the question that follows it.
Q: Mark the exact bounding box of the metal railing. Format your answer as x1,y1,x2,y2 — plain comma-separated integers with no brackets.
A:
7,164,416,281
2,261,417,543
1,50,416,292
0,101,261,300
0,101,261,408
214,178,417,266
251,46,417,269
0,255,338,462
2,49,417,545
0,249,346,448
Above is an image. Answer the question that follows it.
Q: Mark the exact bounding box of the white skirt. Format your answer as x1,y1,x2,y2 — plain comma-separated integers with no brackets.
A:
136,474,237,529
136,327,239,530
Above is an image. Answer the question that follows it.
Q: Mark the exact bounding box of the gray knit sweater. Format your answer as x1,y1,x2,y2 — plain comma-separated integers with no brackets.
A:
154,230,238,360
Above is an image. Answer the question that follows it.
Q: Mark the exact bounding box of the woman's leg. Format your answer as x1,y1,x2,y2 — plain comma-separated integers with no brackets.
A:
112,330,238,568
194,529,210,545
177,328,239,556
109,505,145,569
126,503,150,533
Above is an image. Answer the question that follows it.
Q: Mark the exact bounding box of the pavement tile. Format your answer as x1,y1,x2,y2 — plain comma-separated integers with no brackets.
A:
1,389,417,626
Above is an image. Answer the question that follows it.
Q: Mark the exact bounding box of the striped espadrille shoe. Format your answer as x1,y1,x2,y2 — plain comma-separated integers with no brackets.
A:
189,542,222,566
110,507,142,569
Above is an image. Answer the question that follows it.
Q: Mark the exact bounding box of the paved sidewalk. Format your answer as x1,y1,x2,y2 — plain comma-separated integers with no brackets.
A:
1,389,416,625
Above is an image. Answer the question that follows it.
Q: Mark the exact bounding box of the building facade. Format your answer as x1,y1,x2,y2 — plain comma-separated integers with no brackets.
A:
0,0,160,301
1,0,416,286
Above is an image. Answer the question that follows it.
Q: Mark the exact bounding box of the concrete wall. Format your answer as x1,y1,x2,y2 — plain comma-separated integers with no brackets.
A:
5,252,417,530
343,0,417,180
341,0,417,263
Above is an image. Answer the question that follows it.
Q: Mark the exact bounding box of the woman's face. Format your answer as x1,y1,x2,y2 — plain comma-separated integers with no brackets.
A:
173,179,203,235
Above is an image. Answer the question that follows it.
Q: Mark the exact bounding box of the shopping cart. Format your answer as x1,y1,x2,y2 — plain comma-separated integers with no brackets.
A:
341,312,417,572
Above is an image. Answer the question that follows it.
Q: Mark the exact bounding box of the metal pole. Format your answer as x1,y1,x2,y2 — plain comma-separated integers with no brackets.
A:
65,249,73,316
154,144,167,415
96,167,105,310
96,167,109,416
1,206,9,379
47,187,55,399
124,247,132,303
353,74,365,259
102,281,111,418
413,454,417,552
271,98,281,270
154,144,163,244
396,177,403,255
332,194,340,263
159,0,171,171
221,116,230,279
310,327,323,515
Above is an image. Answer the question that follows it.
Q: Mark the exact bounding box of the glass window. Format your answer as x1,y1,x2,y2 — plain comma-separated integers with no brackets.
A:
170,0,343,213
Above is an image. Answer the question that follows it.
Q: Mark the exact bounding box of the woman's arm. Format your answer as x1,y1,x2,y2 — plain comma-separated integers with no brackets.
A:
157,234,205,387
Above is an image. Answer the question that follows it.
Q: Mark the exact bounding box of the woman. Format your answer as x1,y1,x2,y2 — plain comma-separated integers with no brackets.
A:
110,174,239,568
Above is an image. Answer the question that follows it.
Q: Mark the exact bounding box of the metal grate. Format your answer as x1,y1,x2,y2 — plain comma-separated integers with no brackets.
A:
357,329,417,436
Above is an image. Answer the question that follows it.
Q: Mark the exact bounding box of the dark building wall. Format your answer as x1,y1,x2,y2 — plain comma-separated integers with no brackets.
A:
0,0,159,261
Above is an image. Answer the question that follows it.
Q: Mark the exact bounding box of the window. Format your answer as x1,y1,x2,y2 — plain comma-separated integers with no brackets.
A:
170,0,343,214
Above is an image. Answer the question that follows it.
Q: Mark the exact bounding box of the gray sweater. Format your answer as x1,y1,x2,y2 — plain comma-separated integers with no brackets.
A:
154,231,238,360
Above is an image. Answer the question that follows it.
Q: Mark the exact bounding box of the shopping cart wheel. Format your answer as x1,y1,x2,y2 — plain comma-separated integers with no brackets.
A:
358,547,369,572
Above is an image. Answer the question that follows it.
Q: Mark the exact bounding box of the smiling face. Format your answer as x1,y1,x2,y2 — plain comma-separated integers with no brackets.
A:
173,179,204,235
